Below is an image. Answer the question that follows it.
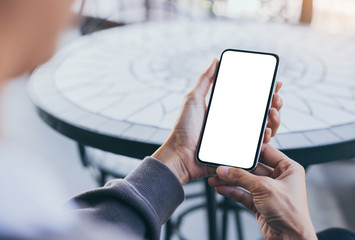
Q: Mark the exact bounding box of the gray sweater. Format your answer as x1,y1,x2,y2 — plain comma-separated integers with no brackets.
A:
71,156,185,240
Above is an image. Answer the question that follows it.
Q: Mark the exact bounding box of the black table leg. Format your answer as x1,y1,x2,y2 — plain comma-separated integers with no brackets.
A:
99,171,107,187
77,143,88,167
235,208,244,240
164,219,173,240
221,197,229,240
204,179,218,240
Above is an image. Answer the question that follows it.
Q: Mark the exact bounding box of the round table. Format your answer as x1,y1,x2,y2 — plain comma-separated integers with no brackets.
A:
28,20,355,240
29,20,355,167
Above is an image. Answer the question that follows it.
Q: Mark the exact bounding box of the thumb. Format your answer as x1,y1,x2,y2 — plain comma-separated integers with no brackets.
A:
194,58,218,96
216,166,259,191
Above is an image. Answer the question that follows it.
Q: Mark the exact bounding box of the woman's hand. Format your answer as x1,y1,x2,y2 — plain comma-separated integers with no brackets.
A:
152,59,283,185
209,144,317,240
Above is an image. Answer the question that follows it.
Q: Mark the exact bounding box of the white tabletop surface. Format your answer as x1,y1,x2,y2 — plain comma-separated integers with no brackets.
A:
29,20,355,150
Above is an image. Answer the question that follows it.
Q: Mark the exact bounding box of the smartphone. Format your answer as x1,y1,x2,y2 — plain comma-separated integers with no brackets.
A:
196,49,279,170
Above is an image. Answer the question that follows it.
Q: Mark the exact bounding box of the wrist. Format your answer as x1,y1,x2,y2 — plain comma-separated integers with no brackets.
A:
152,136,190,185
287,230,317,240
287,218,317,240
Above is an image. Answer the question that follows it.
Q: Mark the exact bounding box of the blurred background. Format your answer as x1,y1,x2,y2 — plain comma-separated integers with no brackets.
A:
73,0,355,36
2,0,355,239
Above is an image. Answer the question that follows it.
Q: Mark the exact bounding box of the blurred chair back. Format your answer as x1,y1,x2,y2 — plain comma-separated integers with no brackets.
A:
78,0,177,35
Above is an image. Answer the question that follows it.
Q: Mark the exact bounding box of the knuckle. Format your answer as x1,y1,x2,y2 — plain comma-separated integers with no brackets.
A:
274,158,292,176
293,162,306,175
256,178,273,195
198,73,209,84
201,71,208,79
184,91,199,103
185,91,194,99
227,169,242,184
224,188,234,199
278,159,292,171
231,188,245,202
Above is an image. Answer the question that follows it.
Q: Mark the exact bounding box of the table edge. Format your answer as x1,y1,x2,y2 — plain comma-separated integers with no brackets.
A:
36,104,355,166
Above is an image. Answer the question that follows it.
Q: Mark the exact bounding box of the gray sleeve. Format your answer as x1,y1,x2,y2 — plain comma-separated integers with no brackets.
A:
71,157,185,240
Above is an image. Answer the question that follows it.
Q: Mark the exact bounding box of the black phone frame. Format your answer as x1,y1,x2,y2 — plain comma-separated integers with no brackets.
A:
196,49,279,171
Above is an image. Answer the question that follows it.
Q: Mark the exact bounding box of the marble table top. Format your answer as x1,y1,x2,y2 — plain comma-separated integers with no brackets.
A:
28,20,355,159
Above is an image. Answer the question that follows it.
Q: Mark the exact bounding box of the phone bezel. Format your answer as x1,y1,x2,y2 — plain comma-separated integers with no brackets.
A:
195,49,279,171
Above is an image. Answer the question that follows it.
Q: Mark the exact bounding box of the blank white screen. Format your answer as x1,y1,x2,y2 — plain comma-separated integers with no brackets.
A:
198,50,277,169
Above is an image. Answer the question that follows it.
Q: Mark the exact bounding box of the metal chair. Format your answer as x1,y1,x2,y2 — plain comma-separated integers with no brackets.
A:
78,0,177,35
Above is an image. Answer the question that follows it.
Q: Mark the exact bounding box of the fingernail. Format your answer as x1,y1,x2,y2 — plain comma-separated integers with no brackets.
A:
217,166,229,177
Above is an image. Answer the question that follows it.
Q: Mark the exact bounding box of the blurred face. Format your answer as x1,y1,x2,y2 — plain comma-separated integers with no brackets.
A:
0,0,73,80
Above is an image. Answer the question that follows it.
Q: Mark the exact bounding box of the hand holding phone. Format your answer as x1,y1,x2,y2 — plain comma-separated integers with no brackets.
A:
153,55,281,185
196,49,279,170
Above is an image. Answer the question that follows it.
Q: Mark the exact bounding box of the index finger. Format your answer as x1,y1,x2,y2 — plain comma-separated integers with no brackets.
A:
259,144,289,168
216,166,260,191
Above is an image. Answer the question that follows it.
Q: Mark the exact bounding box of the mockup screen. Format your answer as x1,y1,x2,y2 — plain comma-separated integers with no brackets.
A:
198,50,278,169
